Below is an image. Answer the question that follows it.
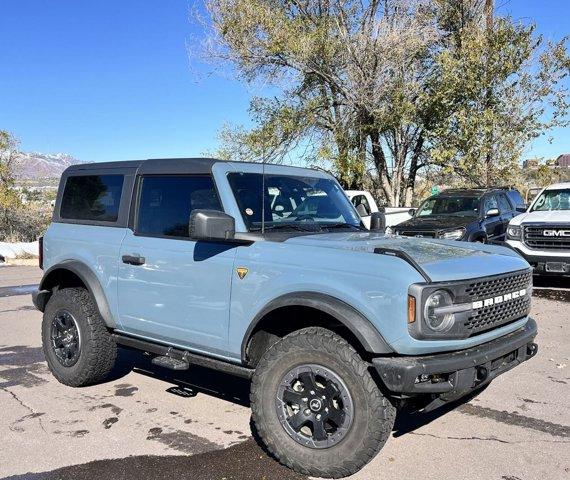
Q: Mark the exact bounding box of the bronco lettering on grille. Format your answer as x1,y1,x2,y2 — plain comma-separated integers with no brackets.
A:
472,288,527,309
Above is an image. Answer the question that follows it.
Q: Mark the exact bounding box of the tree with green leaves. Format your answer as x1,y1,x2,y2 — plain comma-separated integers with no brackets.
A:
201,0,569,206
0,130,20,211
0,130,51,242
428,1,570,187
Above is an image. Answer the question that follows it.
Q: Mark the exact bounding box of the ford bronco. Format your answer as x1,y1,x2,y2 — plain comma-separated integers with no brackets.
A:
33,158,538,478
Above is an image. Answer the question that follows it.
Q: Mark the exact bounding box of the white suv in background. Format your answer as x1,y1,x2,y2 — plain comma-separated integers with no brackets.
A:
506,182,570,275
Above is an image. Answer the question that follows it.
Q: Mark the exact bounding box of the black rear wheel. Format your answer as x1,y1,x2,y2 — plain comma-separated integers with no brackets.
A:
50,310,81,367
42,288,116,387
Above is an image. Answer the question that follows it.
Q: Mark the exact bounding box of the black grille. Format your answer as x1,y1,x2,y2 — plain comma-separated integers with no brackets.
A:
465,295,531,335
398,230,437,238
460,269,532,336
523,225,570,250
464,270,532,299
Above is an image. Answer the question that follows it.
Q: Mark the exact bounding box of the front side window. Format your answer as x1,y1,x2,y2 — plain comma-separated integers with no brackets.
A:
416,196,480,217
531,189,570,211
227,173,361,231
136,176,221,238
483,195,499,213
497,194,512,213
60,175,124,222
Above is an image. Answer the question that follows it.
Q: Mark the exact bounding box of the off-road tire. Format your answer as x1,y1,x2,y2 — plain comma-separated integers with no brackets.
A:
251,327,396,478
42,287,117,387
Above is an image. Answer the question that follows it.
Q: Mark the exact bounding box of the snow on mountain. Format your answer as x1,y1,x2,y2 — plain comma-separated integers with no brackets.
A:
14,152,85,179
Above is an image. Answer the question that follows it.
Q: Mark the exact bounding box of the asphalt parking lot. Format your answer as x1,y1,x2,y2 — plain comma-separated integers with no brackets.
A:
0,266,568,480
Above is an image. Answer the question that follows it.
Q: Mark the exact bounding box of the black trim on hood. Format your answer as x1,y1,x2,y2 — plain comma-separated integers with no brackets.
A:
374,247,432,282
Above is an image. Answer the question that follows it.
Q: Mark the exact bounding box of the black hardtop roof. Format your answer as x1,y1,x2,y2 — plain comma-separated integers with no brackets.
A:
435,186,516,198
65,157,221,175
63,157,325,177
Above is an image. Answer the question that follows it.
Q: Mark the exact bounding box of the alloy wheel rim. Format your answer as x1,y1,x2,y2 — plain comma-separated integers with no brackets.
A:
50,310,81,367
276,364,353,449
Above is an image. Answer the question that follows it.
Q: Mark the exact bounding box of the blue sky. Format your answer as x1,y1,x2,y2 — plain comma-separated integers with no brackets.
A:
0,0,568,163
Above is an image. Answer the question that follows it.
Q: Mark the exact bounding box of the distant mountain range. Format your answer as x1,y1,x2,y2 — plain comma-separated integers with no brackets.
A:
14,152,84,179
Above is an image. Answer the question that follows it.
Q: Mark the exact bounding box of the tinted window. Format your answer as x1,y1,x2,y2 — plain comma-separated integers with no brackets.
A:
60,175,124,222
136,176,221,238
497,194,512,213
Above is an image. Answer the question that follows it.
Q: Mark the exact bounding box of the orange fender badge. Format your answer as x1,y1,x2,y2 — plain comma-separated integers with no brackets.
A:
236,267,249,279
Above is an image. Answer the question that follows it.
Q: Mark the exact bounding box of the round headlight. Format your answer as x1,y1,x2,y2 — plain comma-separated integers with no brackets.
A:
424,290,455,332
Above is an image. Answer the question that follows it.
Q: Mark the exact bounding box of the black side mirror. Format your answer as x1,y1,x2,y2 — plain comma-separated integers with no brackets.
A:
408,208,416,217
486,208,500,218
370,212,386,232
516,204,527,213
189,210,236,241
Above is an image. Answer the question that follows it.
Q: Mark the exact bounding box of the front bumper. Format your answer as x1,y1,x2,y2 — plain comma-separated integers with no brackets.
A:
373,318,537,395
505,240,569,275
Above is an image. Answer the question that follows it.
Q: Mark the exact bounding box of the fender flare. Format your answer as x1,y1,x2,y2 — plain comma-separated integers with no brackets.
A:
36,260,116,328
241,291,393,362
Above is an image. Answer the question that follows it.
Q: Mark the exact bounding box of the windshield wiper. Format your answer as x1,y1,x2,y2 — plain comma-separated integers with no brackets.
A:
251,223,322,232
322,223,366,231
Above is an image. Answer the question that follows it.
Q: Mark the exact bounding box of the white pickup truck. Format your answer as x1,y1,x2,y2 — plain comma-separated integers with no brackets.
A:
505,182,570,275
345,190,412,229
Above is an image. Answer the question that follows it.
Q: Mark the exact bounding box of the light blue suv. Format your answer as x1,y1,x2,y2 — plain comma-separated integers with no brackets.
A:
33,158,538,478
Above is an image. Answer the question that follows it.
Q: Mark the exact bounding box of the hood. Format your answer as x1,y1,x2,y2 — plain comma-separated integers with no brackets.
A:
285,232,528,282
395,215,475,231
510,209,570,226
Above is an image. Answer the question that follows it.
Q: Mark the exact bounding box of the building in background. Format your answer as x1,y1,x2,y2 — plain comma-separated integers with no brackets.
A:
556,154,570,168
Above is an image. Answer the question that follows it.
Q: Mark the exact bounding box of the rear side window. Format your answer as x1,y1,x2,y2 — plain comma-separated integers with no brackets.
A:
136,176,221,238
60,175,124,222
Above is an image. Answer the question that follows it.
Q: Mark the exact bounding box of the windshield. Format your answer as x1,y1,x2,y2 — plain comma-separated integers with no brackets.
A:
227,172,362,232
531,189,570,211
416,196,480,217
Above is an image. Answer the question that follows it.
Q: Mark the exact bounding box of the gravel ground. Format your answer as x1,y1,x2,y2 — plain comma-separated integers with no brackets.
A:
0,266,568,480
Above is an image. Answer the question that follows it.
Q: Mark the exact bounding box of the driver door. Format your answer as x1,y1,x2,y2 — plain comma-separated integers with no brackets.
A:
117,175,236,356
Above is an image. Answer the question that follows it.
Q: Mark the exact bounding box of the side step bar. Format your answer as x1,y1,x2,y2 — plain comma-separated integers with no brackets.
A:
112,333,254,379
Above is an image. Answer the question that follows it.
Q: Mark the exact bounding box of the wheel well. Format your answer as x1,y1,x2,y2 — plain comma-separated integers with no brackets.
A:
42,268,87,292
244,305,371,367
471,231,487,242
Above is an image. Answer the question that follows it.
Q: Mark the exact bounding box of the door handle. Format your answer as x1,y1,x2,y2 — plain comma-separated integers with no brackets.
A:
122,254,145,266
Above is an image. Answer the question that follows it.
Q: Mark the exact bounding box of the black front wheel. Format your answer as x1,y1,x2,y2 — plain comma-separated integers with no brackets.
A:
251,327,396,478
